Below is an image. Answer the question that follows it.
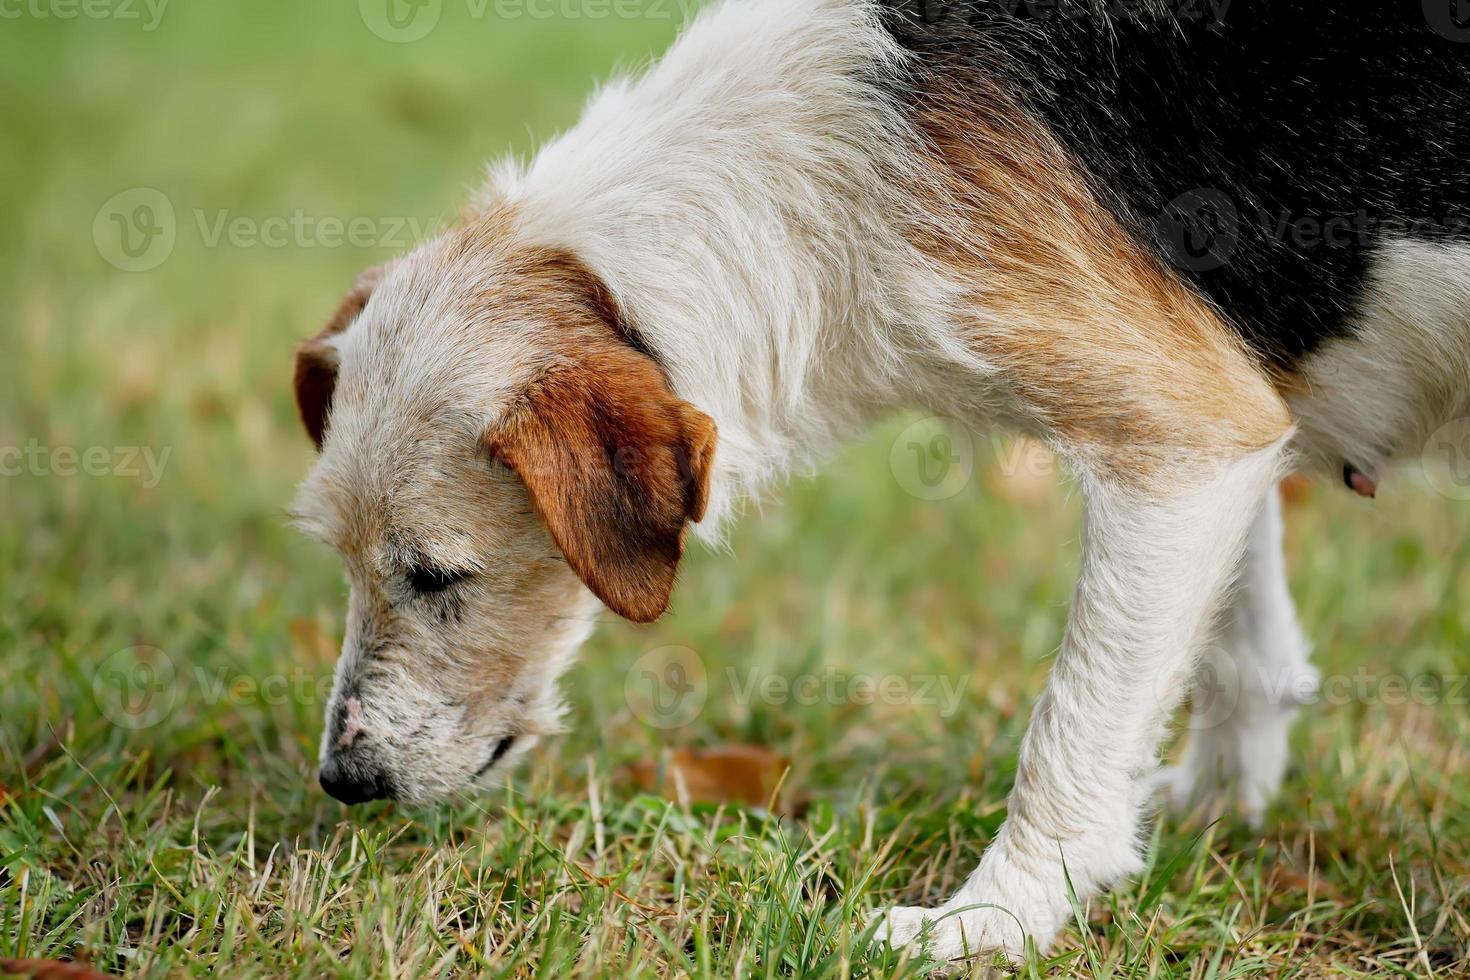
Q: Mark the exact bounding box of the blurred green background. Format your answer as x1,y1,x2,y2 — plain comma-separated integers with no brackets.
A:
1,1,1467,976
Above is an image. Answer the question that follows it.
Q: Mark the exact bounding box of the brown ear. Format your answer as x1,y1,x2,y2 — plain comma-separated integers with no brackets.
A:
488,345,717,623
294,263,392,450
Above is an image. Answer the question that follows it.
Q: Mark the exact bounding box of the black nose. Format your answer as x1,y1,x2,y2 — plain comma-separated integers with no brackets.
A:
319,758,394,805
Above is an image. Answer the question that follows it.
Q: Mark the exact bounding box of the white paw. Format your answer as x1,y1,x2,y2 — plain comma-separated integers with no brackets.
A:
874,900,1033,965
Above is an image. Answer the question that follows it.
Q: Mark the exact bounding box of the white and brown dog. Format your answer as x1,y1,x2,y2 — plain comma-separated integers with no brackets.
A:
289,0,1470,961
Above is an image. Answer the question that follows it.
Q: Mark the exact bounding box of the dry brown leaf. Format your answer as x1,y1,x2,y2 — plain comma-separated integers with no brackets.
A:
0,784,10,805
626,746,789,810
0,959,117,980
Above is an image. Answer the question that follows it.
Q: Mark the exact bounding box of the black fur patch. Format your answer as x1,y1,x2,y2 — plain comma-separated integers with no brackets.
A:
880,0,1470,367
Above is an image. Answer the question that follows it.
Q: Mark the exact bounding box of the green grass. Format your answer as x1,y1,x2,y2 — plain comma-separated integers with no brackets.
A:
2,2,1469,976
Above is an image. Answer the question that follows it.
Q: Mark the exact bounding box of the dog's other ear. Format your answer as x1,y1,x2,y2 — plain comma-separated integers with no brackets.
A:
294,263,392,449
487,344,717,623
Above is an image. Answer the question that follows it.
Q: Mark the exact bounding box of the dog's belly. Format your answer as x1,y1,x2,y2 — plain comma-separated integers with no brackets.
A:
1287,239,1470,486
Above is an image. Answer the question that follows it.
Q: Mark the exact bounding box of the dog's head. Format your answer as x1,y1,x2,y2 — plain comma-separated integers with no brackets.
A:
289,213,715,804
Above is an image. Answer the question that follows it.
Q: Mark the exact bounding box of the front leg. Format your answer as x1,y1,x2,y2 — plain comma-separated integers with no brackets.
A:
881,440,1288,960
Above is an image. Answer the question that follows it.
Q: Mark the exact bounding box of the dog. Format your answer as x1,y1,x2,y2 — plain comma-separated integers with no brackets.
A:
288,0,1470,961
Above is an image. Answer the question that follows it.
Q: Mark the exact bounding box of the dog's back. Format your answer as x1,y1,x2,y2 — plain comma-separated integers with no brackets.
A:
882,1,1470,370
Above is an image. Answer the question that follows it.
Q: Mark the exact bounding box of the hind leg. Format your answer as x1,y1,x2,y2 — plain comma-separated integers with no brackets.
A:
1160,487,1319,825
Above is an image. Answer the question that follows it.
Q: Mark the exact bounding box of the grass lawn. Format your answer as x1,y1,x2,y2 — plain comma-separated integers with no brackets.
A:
2,1,1468,976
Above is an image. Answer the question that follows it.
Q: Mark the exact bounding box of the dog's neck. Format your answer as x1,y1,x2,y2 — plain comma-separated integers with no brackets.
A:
487,0,962,538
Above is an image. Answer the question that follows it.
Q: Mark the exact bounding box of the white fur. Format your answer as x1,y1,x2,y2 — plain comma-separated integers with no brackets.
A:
485,0,1012,539
1290,239,1470,484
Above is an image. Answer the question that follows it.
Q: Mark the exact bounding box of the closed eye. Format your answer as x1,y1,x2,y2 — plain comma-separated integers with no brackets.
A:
406,563,472,595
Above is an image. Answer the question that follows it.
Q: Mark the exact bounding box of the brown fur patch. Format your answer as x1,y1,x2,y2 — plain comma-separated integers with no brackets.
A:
294,263,393,449
478,243,716,623
906,82,1291,485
